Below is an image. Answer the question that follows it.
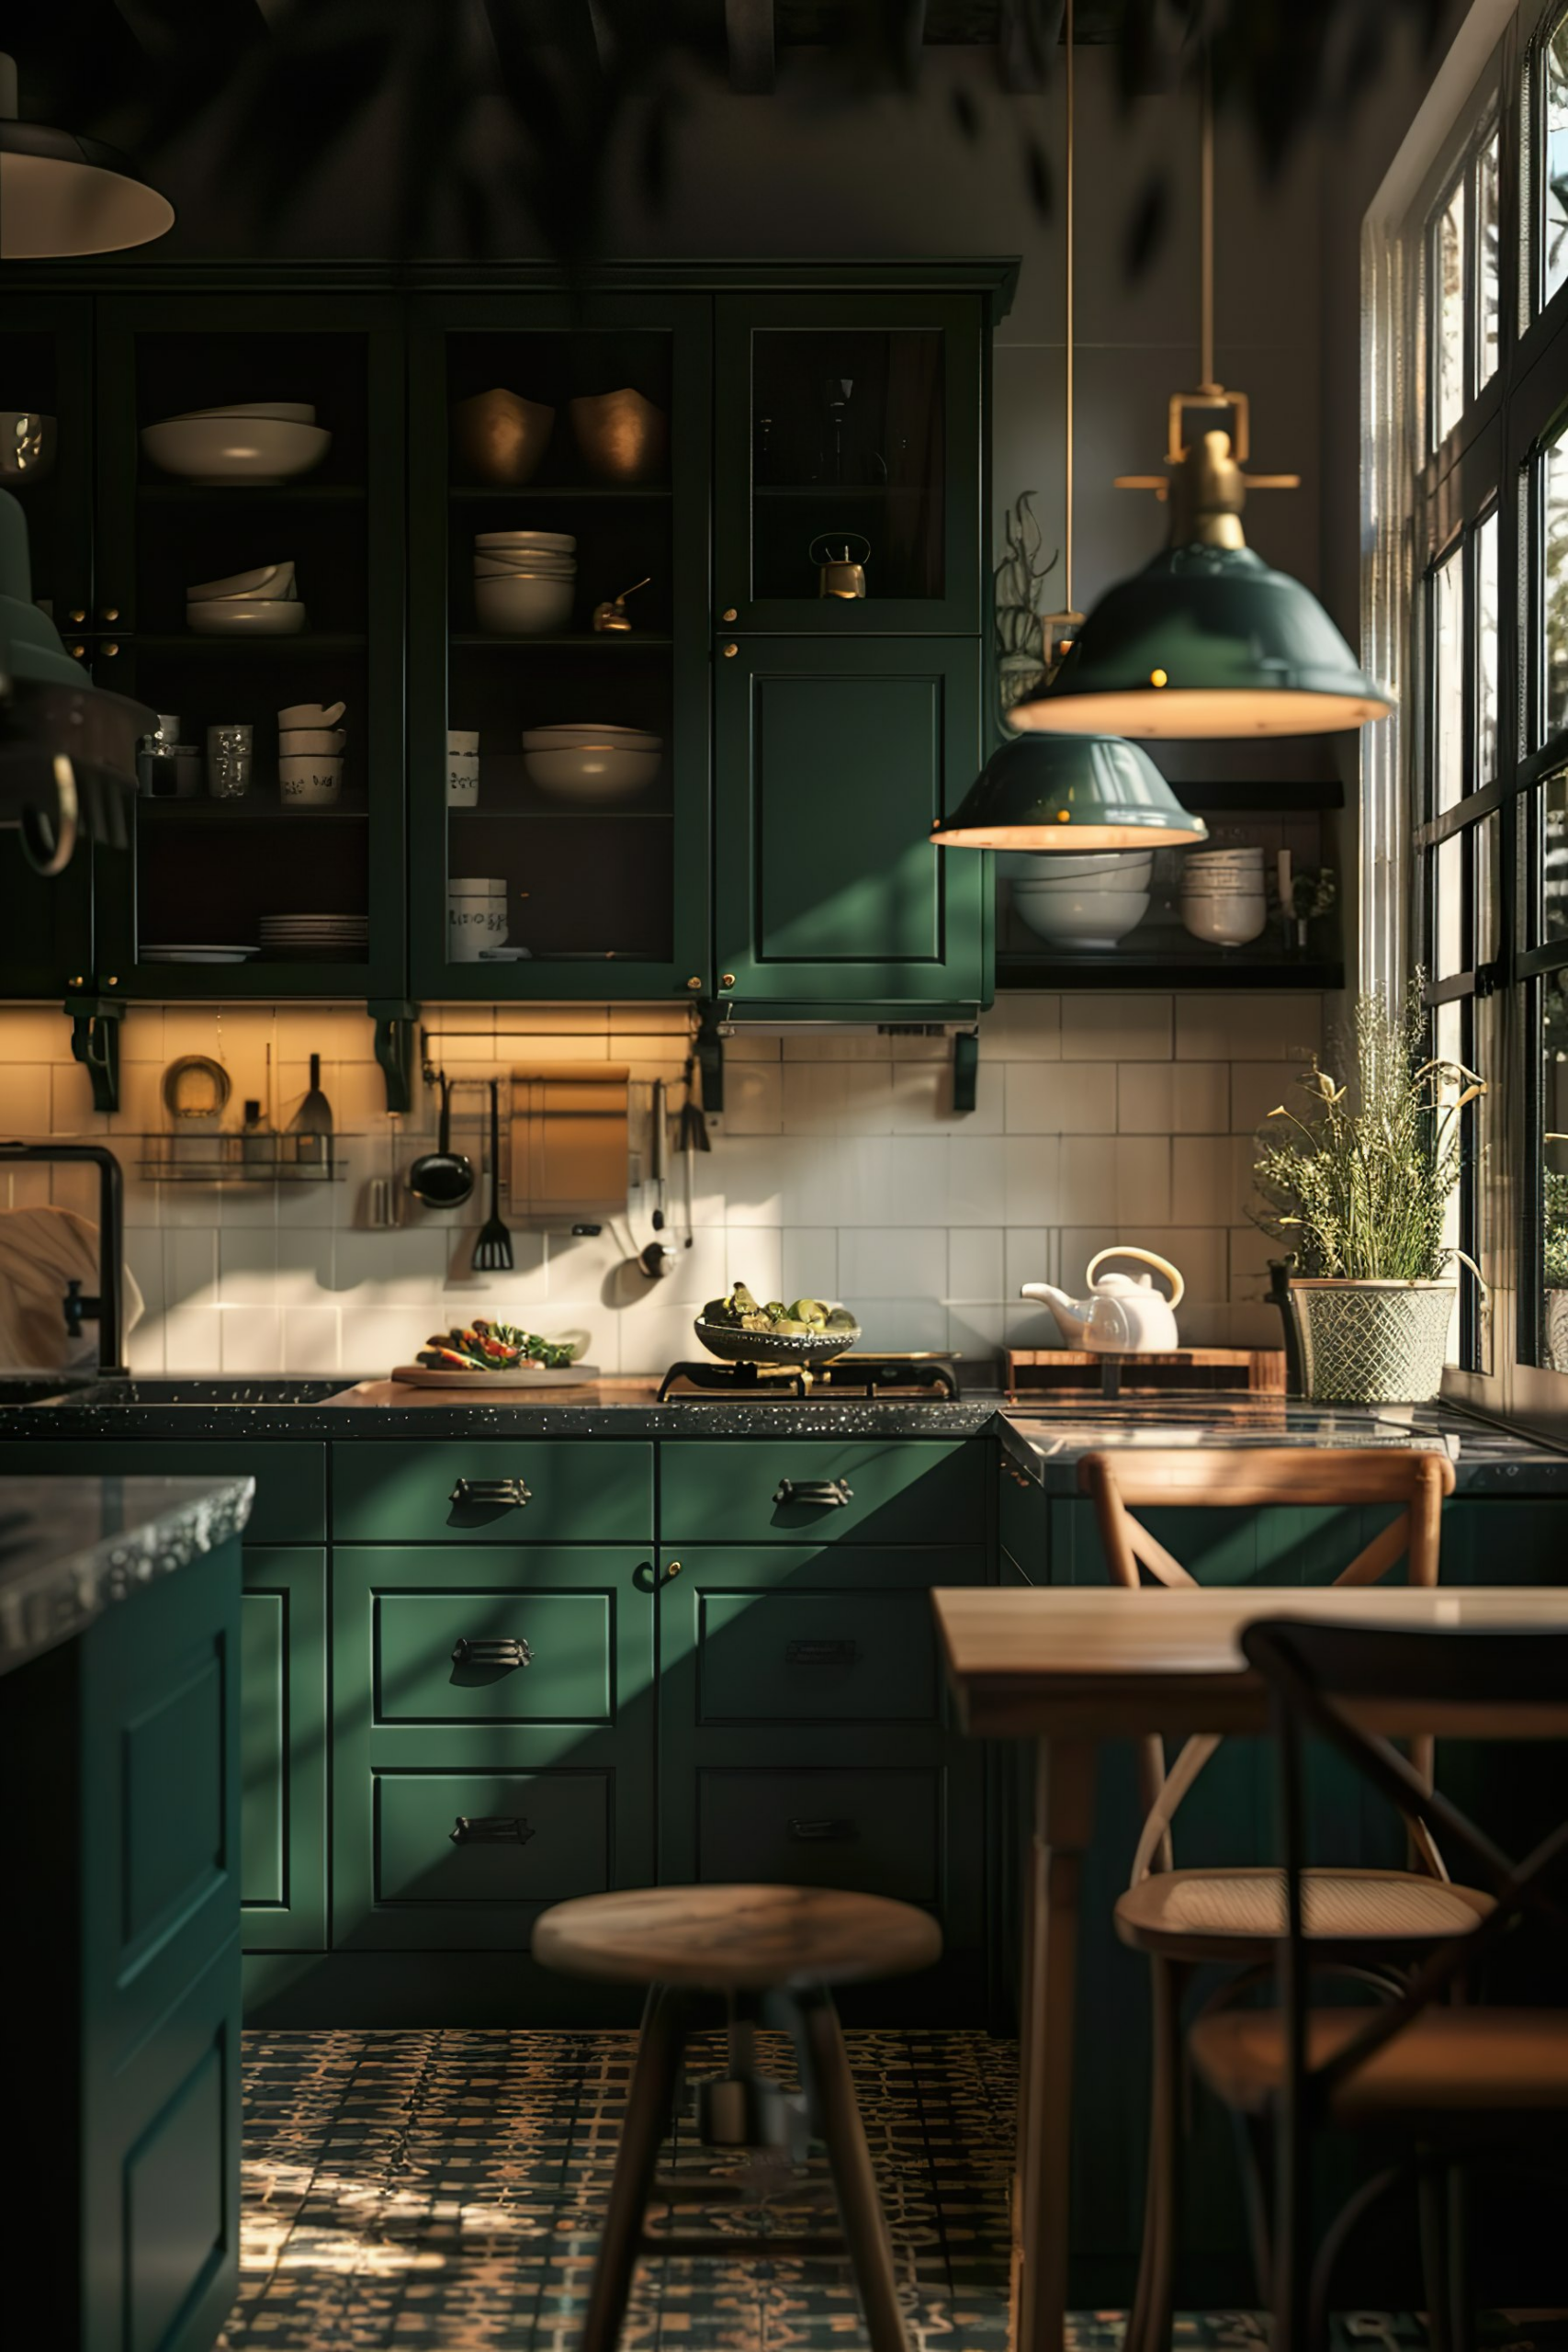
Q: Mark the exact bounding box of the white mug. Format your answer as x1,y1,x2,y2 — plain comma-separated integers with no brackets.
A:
447,899,510,962
281,753,343,808
447,752,479,808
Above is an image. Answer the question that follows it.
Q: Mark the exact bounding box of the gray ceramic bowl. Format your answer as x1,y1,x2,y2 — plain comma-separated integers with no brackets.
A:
694,1313,861,1368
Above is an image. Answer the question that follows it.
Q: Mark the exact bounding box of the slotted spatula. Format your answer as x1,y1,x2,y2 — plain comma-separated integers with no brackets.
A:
470,1080,513,1272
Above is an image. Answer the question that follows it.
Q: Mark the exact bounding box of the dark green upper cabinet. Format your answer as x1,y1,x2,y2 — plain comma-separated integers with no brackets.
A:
714,289,987,636
714,635,990,1013
90,292,408,1001
404,290,712,1001
1,294,98,1000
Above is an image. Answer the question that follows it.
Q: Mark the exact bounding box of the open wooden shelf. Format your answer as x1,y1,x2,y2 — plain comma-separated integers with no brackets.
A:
996,954,1344,991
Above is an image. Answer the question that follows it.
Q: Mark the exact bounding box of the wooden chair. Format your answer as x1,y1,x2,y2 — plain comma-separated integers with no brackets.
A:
1194,1617,1568,2352
533,1883,942,2352
1078,1447,1491,2352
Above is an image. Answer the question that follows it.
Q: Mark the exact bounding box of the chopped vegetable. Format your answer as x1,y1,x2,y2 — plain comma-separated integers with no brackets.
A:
416,1317,578,1374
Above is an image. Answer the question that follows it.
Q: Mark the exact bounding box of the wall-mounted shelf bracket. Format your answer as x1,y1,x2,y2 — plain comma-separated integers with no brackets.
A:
370,1001,419,1114
695,1001,725,1116
63,991,124,1114
953,1027,979,1115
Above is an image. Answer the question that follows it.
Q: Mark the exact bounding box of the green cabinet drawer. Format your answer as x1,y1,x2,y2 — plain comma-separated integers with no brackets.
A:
332,1441,653,1543
375,1770,612,1908
0,1440,323,1543
332,1545,655,1950
375,1586,613,1725
660,1439,985,1545
668,1546,986,1727
241,1550,327,1954
697,1765,942,1905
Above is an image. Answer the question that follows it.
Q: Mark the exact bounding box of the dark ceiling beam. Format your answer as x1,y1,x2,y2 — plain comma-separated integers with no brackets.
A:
724,0,775,93
997,0,1063,93
479,0,604,86
111,0,270,61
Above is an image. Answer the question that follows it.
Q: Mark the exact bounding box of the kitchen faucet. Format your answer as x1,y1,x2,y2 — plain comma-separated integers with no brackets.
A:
0,1140,127,1376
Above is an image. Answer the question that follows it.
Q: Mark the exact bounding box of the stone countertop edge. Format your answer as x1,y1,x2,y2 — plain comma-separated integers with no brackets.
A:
0,1476,254,1675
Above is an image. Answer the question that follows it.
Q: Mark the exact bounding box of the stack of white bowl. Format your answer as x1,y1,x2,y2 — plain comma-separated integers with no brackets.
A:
1009,850,1153,950
522,722,660,803
187,559,304,638
449,876,510,962
278,698,346,808
474,530,575,636
1179,846,1268,945
141,401,331,485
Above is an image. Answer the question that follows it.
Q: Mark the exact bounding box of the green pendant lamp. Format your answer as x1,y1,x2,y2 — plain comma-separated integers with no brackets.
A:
0,51,174,258
1010,62,1391,742
932,0,1206,852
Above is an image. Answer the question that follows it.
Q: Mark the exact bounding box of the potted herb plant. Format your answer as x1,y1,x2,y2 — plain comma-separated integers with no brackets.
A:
1252,986,1484,1405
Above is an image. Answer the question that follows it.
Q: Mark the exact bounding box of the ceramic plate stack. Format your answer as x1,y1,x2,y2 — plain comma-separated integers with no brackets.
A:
522,721,661,804
474,531,575,636
257,913,368,963
1179,847,1267,946
186,558,304,638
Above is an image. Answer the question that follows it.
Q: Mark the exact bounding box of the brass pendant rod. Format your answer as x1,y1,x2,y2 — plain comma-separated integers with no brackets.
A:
1064,0,1075,615
1199,45,1217,394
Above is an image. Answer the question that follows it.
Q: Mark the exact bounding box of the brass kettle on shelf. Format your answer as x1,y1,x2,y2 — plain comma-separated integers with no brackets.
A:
809,533,870,599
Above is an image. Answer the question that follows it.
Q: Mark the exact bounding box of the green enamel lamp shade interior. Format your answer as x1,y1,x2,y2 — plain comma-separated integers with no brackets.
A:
1010,542,1393,739
931,732,1208,851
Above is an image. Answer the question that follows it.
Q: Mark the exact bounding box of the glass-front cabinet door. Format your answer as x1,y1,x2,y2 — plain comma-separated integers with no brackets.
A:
405,293,711,1001
714,292,983,635
89,294,406,999
1,296,97,998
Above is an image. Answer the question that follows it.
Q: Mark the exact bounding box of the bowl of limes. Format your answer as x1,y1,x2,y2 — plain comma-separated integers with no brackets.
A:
694,1283,861,1367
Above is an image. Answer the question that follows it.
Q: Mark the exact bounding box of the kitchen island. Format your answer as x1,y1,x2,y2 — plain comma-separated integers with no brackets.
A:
0,1476,252,2352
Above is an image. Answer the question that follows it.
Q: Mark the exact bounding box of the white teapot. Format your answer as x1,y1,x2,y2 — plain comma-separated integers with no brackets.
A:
1021,1246,1185,1354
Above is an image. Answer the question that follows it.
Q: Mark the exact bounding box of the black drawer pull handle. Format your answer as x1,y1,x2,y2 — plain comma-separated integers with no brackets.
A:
773,1477,853,1508
450,1476,532,1508
452,1635,533,1669
449,1815,534,1846
787,1816,857,1843
785,1639,859,1667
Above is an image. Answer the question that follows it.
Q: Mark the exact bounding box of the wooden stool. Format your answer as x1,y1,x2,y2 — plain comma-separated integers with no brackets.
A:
534,1884,942,2352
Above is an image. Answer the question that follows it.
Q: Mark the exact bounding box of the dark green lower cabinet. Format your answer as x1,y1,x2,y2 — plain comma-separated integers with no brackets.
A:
241,1550,328,1950
0,1539,243,2352
659,1544,988,2017
331,1544,656,1951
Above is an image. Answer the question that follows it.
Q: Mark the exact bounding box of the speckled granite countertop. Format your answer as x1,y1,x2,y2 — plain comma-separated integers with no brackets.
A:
1,1379,1564,1491
995,1397,1568,1492
0,1476,254,1672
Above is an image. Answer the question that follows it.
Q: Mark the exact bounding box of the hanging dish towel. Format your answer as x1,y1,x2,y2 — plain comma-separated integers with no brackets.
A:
509,1064,630,1223
0,1205,144,1370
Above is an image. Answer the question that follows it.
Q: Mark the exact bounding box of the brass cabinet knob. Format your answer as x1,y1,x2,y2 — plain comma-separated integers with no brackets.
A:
68,643,86,659
69,974,84,989
101,641,119,657
720,973,736,990
68,608,85,624
100,606,119,622
685,976,703,991
721,607,738,623
722,642,738,658
104,975,118,987
663,1560,682,1580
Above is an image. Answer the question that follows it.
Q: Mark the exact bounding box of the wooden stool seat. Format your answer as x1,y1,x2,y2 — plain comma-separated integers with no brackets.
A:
534,1883,942,1990
1115,1865,1492,1962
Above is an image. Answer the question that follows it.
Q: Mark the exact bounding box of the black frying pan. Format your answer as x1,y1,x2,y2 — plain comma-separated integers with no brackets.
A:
407,1073,474,1208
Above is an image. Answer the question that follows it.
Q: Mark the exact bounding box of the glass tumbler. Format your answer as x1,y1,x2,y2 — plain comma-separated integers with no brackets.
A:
207,723,254,799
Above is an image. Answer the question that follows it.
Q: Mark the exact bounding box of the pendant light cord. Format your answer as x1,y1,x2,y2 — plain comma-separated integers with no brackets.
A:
1063,0,1075,616
1199,47,1216,394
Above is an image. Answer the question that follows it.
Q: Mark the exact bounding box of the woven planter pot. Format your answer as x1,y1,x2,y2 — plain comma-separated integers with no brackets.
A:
1288,1278,1455,1406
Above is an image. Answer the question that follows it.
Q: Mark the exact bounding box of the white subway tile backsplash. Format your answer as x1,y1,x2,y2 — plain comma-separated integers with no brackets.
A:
6,1066,51,1136
782,1228,838,1302
1006,1060,1117,1135
282,1306,343,1373
948,1227,1004,1301
164,1304,223,1372
981,995,1062,1060
1176,993,1322,1062
220,1306,284,1374
1229,1060,1314,1135
1171,1135,1248,1226
1001,1136,1060,1226
722,1062,784,1136
219,1229,280,1306
857,1297,952,1351
839,1227,950,1299
1062,995,1172,1062
1118,1060,1230,1135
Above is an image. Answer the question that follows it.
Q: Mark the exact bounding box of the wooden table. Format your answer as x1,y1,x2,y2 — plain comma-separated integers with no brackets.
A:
932,1583,1568,2352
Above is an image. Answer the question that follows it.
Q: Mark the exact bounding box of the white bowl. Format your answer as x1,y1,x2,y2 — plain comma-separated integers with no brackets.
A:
523,726,660,752
279,728,345,754
166,402,317,424
142,416,331,483
1010,849,1154,880
524,744,660,802
474,575,573,636
188,598,307,637
188,560,296,602
475,529,575,550
279,700,345,729
1180,895,1268,946
1014,858,1153,896
1180,877,1268,895
1011,887,1151,949
474,556,576,580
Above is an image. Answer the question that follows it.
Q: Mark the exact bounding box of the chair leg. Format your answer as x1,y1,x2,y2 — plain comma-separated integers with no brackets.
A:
581,1982,690,2352
1231,2109,1273,2309
1417,2149,1453,2352
1446,2164,1472,2352
793,1984,910,2352
1126,1956,1184,2352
